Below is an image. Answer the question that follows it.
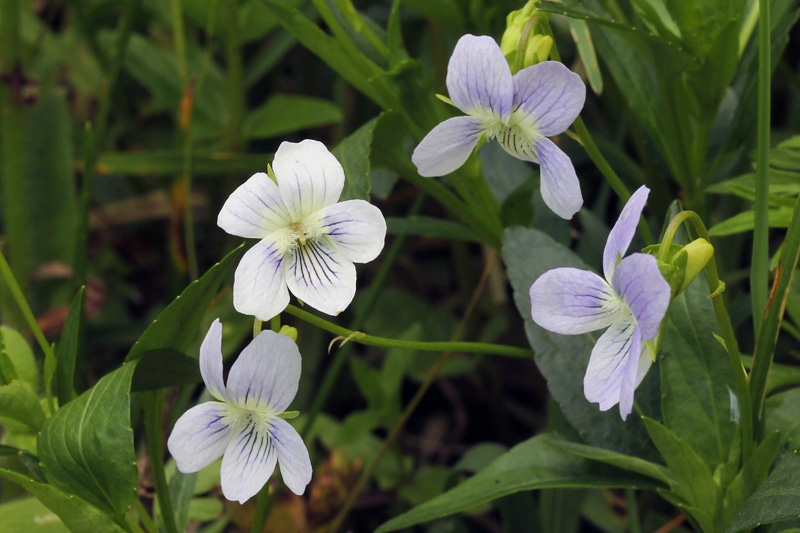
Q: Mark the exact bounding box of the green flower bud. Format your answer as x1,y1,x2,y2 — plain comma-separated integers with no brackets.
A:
500,0,551,72
278,325,298,342
678,239,714,293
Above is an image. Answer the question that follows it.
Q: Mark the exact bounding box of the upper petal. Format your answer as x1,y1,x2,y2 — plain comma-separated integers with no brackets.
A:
412,116,485,177
603,185,650,281
217,172,291,238
583,318,642,420
232,236,291,322
272,139,344,220
530,267,624,335
226,330,302,413
199,319,227,402
285,238,356,316
220,415,278,504
446,34,513,121
167,402,239,473
314,199,387,263
612,253,671,341
270,417,312,495
511,61,586,137
534,137,583,220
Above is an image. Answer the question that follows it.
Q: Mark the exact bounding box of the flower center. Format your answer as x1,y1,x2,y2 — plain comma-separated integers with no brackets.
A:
276,218,324,255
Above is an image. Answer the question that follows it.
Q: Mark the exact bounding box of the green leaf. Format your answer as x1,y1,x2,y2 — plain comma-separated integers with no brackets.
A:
0,469,124,532
547,438,675,486
0,379,46,431
479,142,532,204
567,18,603,94
375,434,659,532
0,496,69,532
0,325,37,390
333,115,381,201
243,94,343,139
721,431,780,527
125,245,243,362
708,207,793,236
642,417,720,528
26,92,77,269
386,216,481,242
766,388,800,449
56,288,84,405
37,363,138,518
130,349,201,392
727,450,800,532
659,271,736,468
501,227,658,459
96,151,271,177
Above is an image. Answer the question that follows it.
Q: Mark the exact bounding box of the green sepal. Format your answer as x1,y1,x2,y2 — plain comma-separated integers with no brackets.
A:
279,410,300,420
278,325,298,342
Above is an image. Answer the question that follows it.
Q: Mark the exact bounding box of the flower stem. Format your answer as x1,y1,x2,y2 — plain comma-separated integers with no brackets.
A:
141,390,179,533
283,304,532,358
251,486,278,533
658,210,753,462
0,249,57,414
300,194,426,438
327,251,498,531
751,0,771,335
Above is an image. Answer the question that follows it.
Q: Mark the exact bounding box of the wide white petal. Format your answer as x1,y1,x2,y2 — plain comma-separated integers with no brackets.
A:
217,172,291,238
220,415,278,504
225,330,302,413
583,318,641,420
446,34,513,121
511,61,586,137
529,268,624,335
412,116,485,177
233,236,290,322
168,402,239,473
271,417,312,496
199,319,226,402
534,137,583,220
314,200,386,263
285,238,356,316
273,139,344,220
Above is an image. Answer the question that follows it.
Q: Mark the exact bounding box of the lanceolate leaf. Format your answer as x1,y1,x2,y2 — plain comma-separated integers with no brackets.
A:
37,363,138,518
502,227,658,459
243,94,343,140
125,245,243,362
659,271,736,468
375,435,658,532
0,468,125,532
334,115,382,201
727,450,800,532
0,379,46,431
56,287,84,405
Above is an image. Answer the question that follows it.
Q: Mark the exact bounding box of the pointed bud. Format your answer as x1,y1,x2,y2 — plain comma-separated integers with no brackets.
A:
678,239,714,293
500,1,550,72
278,325,298,342
643,239,714,296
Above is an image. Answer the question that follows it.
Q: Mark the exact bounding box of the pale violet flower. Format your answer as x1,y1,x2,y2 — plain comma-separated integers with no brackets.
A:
412,34,586,219
528,186,670,419
218,139,387,321
167,319,312,503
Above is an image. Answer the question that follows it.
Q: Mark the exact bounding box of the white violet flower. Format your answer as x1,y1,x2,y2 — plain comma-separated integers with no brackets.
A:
167,319,312,503
218,139,387,321
412,34,586,219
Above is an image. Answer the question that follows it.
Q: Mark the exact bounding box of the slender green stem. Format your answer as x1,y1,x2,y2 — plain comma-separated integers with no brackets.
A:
301,194,426,438
751,195,800,439
626,489,642,533
284,304,532,358
131,497,158,533
0,249,57,413
327,251,499,531
658,211,753,462
0,0,29,327
270,315,281,333
253,318,263,338
751,0,772,336
74,0,138,287
251,487,278,533
142,390,179,533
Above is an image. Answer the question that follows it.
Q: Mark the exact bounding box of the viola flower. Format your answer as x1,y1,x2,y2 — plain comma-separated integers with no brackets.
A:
218,139,387,321
528,186,670,419
412,34,586,219
167,319,312,503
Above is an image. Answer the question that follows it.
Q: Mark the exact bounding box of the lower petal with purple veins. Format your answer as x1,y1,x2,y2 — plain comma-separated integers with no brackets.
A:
232,235,290,322
220,415,278,504
285,238,356,316
270,417,312,496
